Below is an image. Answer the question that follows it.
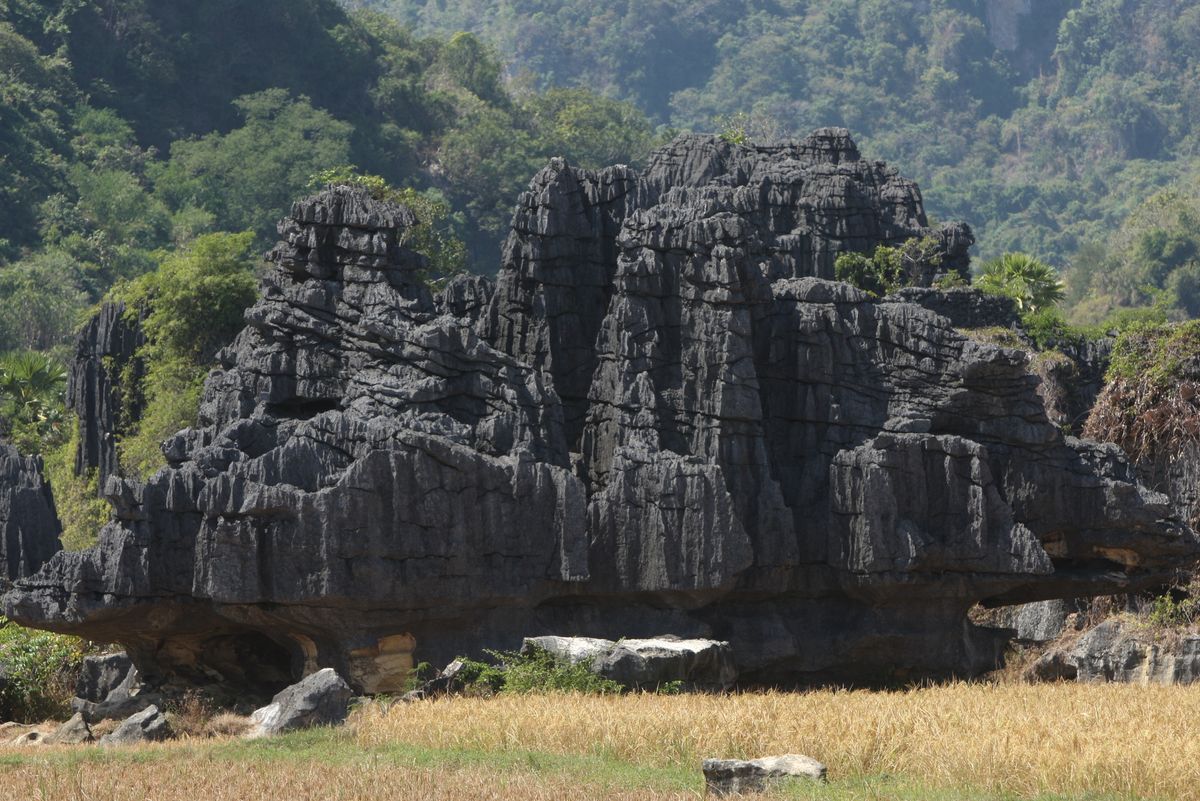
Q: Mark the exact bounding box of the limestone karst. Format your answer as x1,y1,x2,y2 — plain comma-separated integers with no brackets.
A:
3,130,1196,695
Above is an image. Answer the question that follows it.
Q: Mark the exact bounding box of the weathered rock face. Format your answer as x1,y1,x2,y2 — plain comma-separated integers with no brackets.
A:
0,445,62,583
71,652,159,723
67,302,144,488
892,286,1019,331
4,131,1198,695
1029,620,1200,685
993,598,1085,644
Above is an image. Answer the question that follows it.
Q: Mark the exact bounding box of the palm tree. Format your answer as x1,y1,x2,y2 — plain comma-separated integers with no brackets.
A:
0,351,68,446
975,253,1066,313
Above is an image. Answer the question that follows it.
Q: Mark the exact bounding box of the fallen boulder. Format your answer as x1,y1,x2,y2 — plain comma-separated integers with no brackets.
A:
75,653,135,704
43,713,93,745
702,754,827,796
522,636,737,690
98,705,171,746
11,729,54,746
3,723,57,746
246,669,352,738
71,652,159,723
0,721,32,741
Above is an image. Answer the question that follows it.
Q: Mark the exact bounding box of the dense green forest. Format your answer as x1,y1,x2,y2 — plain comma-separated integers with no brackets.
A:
0,0,661,355
376,0,1200,325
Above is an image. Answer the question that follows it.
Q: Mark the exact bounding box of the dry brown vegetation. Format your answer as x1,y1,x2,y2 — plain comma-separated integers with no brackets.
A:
356,684,1200,800
1,684,1197,800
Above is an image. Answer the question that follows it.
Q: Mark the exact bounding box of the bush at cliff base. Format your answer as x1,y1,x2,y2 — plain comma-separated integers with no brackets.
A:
0,616,87,723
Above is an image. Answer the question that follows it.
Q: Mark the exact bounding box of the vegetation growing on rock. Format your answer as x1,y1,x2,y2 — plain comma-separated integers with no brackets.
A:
1084,320,1200,465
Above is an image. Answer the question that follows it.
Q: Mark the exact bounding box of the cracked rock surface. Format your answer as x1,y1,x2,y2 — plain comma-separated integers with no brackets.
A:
4,131,1197,694
0,445,62,583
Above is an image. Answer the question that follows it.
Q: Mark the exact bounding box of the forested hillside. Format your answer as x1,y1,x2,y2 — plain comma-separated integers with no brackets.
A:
377,0,1200,324
0,0,660,354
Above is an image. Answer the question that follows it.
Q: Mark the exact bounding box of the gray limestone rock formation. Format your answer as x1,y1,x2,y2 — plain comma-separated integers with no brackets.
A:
0,445,62,582
71,653,158,723
74,653,136,706
1029,620,1200,684
3,131,1198,696
891,286,1019,331
67,302,145,488
996,599,1084,643
43,713,93,745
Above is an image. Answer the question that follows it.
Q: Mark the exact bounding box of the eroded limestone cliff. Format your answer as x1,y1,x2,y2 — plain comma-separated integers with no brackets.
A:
0,445,62,585
4,130,1195,694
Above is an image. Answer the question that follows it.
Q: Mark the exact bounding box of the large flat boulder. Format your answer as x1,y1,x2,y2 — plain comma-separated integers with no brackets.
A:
703,754,827,796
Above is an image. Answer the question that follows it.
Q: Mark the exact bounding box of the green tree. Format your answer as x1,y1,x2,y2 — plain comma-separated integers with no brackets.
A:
0,22,73,256
152,90,353,241
0,251,88,352
0,616,87,722
115,232,258,477
975,253,1066,313
834,237,943,297
524,88,660,169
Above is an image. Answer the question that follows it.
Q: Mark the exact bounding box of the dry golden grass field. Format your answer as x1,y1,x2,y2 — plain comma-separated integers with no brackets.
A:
2,683,1197,800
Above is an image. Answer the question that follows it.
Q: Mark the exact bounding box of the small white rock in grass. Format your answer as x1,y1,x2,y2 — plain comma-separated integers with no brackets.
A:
702,754,827,796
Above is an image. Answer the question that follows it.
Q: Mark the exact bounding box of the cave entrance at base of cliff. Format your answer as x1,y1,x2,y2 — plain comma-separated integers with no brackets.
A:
196,631,296,698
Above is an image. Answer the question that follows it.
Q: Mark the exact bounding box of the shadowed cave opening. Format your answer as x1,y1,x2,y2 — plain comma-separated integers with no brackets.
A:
193,632,295,699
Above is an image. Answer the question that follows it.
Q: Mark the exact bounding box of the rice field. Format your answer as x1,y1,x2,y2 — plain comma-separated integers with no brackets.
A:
1,683,1196,800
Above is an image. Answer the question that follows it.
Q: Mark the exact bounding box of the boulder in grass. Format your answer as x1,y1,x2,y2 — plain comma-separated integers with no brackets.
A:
11,727,57,747
702,754,827,796
74,653,135,704
71,652,163,723
98,705,171,746
246,668,352,738
44,713,93,745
